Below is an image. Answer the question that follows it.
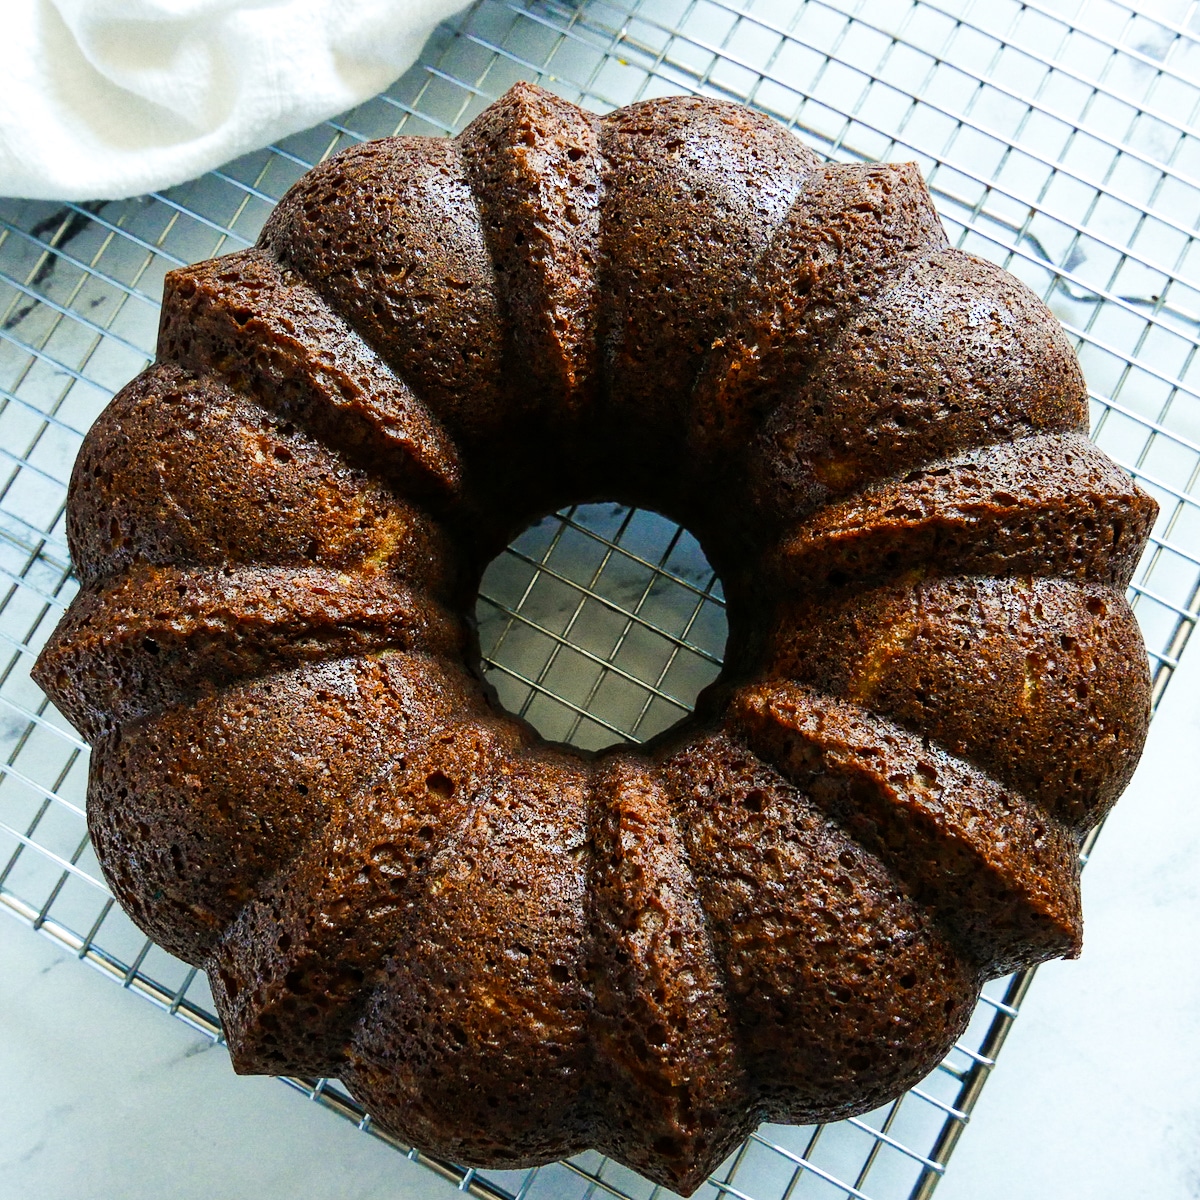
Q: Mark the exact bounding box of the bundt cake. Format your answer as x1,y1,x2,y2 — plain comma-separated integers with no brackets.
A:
34,83,1157,1194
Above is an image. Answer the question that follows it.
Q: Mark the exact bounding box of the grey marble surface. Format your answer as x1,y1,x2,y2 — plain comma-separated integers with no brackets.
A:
3,642,1198,1200
0,917,458,1199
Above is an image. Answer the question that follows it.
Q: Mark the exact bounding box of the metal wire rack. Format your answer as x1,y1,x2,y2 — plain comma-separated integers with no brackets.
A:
2,0,1200,1196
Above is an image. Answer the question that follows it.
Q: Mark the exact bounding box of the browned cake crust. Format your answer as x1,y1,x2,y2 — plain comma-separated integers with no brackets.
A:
34,82,1157,1195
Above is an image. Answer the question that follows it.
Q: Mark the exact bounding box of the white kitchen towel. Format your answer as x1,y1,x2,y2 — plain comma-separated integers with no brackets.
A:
0,0,469,201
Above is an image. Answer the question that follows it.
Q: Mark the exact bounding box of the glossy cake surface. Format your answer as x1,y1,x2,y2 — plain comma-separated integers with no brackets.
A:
35,84,1157,1194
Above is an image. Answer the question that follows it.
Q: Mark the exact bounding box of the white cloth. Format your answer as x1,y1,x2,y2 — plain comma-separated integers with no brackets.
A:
0,0,468,201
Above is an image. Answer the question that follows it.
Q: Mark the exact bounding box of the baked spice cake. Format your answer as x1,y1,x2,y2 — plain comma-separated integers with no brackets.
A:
35,83,1157,1194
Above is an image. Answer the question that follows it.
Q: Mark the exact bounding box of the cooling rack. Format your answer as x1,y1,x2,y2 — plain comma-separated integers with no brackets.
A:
3,0,1200,1197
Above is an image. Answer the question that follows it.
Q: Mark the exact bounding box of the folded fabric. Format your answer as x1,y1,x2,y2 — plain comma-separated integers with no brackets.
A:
0,0,468,201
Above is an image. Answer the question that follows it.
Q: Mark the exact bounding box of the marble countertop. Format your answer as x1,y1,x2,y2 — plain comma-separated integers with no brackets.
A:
4,643,1199,1200
0,917,459,1199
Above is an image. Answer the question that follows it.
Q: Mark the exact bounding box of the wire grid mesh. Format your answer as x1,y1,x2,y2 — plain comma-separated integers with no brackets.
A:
2,0,1200,1196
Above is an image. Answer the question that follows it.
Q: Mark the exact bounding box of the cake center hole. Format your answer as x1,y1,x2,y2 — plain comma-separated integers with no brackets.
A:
474,503,728,752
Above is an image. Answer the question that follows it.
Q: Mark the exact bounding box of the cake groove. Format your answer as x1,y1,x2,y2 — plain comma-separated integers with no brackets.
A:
730,247,1092,539
157,250,463,504
209,714,522,1076
86,653,490,964
730,682,1082,976
772,432,1157,591
659,727,982,1122
340,748,596,1167
599,97,818,444
39,564,466,739
65,365,457,593
689,161,947,458
260,138,508,444
763,575,1150,830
